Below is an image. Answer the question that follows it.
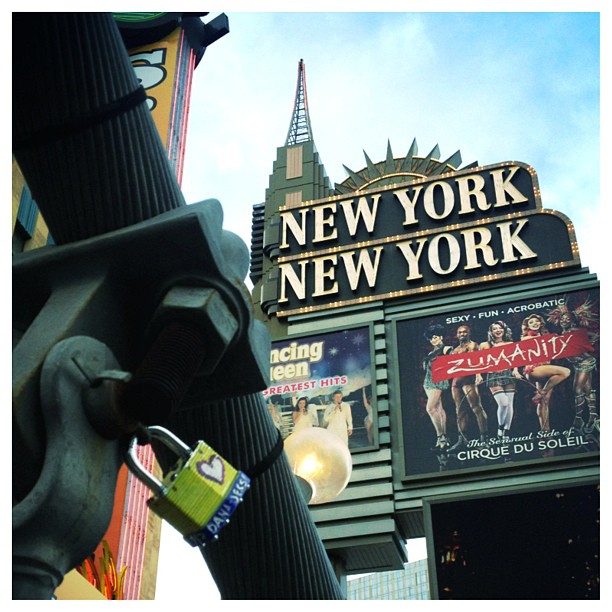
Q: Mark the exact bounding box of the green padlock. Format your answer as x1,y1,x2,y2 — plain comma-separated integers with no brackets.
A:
125,426,250,547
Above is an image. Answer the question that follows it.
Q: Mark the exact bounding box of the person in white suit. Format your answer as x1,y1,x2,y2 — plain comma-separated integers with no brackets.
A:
323,390,353,445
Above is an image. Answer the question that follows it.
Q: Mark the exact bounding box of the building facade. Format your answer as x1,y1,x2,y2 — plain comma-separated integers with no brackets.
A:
250,60,600,599
347,560,430,600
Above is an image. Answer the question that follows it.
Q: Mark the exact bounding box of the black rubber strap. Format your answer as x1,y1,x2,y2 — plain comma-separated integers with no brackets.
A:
134,424,153,446
13,86,147,151
243,430,284,481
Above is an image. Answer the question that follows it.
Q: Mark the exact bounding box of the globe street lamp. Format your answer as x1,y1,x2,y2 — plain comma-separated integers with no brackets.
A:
284,428,352,505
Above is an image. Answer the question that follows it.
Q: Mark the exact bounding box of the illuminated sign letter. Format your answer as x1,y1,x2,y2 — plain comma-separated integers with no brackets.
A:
429,233,461,275
424,181,455,220
280,210,308,248
339,247,383,290
312,204,338,244
396,238,427,280
462,227,498,270
393,185,424,227
312,255,339,297
490,166,529,208
456,173,490,214
339,194,381,236
497,219,537,262
279,261,308,302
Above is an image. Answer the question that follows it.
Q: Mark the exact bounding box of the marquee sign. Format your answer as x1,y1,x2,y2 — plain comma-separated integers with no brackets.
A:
263,162,580,317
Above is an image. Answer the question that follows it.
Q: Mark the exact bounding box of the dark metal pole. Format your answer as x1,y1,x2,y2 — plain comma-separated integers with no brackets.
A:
12,12,185,243
165,393,345,599
12,12,343,600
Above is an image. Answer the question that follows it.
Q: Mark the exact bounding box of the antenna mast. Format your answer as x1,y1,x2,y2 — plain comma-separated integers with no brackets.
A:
285,59,313,146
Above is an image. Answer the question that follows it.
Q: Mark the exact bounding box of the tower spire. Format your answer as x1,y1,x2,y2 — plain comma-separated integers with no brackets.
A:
285,59,313,145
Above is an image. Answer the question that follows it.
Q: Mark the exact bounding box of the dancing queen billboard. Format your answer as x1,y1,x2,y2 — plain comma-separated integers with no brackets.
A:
262,327,375,452
265,161,580,317
394,287,599,479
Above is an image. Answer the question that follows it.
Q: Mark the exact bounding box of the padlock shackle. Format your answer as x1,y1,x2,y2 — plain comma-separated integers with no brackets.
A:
125,426,193,497
147,425,193,459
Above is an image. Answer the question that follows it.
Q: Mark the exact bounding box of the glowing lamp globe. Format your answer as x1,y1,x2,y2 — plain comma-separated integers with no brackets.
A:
284,428,352,505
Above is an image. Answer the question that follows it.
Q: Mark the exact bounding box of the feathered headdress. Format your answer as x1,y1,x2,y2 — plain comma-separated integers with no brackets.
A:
547,297,598,328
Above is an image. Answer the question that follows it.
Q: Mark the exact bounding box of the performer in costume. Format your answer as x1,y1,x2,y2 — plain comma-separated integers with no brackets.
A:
292,395,320,433
323,390,353,446
476,321,522,441
362,387,374,445
547,299,599,434
422,324,453,451
521,314,571,434
449,324,489,450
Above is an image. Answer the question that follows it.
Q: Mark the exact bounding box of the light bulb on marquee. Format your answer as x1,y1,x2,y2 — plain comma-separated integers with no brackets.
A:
284,428,352,505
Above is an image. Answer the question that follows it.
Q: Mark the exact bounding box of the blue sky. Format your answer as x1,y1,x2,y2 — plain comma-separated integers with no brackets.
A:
156,6,603,602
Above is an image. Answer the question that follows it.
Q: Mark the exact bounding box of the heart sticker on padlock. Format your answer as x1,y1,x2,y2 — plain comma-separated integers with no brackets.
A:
197,455,225,484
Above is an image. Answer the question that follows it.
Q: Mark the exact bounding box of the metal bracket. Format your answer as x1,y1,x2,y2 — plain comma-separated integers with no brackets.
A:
12,336,125,599
13,200,271,498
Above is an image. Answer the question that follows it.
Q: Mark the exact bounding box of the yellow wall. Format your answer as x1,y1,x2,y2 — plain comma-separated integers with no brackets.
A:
54,570,107,600
12,156,50,251
12,156,23,229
